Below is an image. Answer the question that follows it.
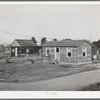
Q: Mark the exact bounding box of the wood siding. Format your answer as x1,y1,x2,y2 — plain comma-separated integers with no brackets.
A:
43,47,77,63
43,47,55,60
43,42,92,64
49,47,55,59
60,47,77,63
77,42,92,63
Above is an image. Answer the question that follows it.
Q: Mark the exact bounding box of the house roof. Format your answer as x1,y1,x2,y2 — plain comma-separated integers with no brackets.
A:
11,39,38,47
5,44,11,48
42,40,93,47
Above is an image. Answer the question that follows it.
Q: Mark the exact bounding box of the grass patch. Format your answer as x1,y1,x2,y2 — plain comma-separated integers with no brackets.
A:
0,57,99,83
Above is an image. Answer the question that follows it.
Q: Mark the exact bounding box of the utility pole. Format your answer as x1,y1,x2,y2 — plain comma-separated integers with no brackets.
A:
90,32,92,42
90,32,93,64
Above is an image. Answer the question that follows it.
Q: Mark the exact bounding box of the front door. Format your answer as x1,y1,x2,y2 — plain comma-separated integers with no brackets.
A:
55,47,60,60
15,47,18,57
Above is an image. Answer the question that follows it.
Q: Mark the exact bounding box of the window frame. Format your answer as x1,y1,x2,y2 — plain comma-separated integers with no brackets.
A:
82,47,87,58
56,47,60,53
66,47,72,58
46,47,50,56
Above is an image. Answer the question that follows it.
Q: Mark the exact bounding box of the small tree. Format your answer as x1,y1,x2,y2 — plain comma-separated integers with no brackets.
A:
41,37,47,45
31,37,37,44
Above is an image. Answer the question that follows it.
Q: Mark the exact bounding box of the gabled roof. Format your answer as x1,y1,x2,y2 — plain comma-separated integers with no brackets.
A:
42,39,93,47
11,39,37,47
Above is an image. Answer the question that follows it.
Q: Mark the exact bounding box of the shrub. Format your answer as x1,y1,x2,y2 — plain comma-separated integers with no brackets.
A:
30,59,35,64
6,57,11,64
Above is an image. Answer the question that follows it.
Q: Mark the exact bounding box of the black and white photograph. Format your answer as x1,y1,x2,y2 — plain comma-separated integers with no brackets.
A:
0,1,100,92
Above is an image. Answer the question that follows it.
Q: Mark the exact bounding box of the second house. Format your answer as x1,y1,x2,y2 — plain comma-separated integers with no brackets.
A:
10,39,40,57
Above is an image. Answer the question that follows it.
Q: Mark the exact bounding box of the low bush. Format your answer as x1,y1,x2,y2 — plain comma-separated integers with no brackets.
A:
29,59,35,64
78,82,100,91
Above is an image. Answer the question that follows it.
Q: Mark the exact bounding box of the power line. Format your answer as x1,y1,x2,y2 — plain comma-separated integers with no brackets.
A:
0,29,60,40
0,5,62,40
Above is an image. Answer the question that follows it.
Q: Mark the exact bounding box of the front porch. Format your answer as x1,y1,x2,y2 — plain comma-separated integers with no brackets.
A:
11,47,40,57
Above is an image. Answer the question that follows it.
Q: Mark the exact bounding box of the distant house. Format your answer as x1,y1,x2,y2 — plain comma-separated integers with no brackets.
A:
5,45,11,54
10,39,40,57
42,39,93,64
0,44,5,52
92,40,100,55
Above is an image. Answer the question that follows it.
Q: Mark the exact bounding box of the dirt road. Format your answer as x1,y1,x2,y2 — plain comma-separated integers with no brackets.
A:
0,69,100,91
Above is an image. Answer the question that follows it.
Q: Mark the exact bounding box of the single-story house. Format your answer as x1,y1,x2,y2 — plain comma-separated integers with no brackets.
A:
10,39,40,57
42,39,93,64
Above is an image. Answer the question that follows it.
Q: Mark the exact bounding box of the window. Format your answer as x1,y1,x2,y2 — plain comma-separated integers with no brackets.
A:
46,48,50,56
68,52,71,57
21,48,26,54
66,48,72,57
56,48,59,52
82,47,87,57
47,50,49,54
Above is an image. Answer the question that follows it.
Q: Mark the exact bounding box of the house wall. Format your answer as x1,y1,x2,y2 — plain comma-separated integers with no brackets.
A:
49,47,55,59
60,47,77,63
43,47,46,56
43,47,55,60
43,42,92,64
77,42,92,63
43,47,77,63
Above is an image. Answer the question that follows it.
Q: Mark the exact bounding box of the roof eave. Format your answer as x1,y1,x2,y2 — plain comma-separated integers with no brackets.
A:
77,40,94,47
42,46,77,47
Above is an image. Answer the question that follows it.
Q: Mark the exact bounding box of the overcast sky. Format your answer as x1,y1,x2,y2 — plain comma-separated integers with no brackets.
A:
0,3,100,45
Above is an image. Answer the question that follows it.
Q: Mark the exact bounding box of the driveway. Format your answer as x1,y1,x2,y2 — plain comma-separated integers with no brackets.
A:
0,68,100,91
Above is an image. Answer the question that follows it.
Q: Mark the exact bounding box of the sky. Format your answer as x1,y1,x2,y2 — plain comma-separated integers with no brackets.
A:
0,3,100,45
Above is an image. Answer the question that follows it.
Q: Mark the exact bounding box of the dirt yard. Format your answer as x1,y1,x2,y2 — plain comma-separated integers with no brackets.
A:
0,56,99,83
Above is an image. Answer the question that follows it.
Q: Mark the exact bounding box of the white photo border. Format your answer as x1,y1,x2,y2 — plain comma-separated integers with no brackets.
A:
0,1,100,99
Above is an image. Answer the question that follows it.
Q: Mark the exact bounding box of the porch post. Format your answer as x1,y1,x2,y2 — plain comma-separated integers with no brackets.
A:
55,47,56,59
10,47,12,57
15,47,18,57
20,47,21,57
41,48,43,63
